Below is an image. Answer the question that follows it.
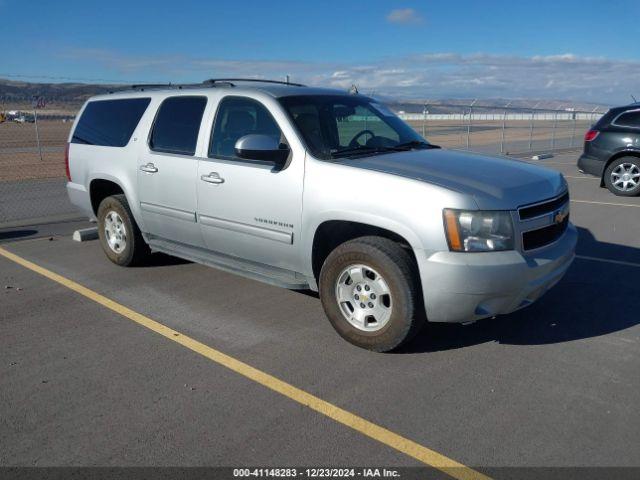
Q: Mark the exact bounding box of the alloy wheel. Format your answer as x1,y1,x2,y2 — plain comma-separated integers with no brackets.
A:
611,162,640,192
104,210,127,254
335,264,393,332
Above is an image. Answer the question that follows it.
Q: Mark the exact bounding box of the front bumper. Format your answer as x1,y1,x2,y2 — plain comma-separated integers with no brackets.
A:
577,154,605,177
416,223,577,323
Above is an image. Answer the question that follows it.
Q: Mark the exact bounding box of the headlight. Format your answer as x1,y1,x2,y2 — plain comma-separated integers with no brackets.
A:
443,209,514,252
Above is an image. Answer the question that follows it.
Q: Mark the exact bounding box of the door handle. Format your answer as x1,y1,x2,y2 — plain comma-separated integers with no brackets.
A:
140,163,158,173
201,172,225,184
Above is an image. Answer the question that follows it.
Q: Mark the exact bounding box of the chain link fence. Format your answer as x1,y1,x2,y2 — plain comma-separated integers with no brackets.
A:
0,103,78,227
0,99,604,228
399,103,603,155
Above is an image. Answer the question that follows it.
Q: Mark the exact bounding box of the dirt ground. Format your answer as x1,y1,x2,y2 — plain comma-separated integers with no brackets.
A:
0,121,71,181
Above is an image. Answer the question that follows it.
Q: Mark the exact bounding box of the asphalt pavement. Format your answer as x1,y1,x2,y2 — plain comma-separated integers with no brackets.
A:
1,151,639,478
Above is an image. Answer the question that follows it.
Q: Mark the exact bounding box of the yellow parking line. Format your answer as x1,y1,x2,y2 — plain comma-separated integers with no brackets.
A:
0,246,490,480
571,199,640,208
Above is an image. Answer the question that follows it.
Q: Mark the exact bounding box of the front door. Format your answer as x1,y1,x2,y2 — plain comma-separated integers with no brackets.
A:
137,95,207,247
196,95,304,272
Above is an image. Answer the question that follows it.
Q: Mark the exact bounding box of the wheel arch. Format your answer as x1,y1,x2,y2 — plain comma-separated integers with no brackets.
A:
88,175,147,232
309,218,422,284
89,178,125,215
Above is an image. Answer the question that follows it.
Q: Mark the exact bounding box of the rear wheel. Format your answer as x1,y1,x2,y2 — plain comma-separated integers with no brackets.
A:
319,236,424,352
604,157,640,196
97,194,149,266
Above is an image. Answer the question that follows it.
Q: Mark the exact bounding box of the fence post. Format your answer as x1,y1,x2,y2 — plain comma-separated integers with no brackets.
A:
460,107,466,148
33,108,43,162
528,110,535,151
570,112,577,147
551,110,558,150
465,99,476,150
499,101,512,154
422,104,427,138
500,109,508,154
466,106,472,149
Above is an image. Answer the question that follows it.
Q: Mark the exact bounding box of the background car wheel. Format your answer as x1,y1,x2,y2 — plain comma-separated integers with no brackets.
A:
604,157,640,196
97,194,149,266
319,236,424,352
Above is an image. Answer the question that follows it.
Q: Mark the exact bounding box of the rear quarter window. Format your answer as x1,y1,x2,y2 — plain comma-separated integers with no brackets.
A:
612,110,640,129
72,98,151,147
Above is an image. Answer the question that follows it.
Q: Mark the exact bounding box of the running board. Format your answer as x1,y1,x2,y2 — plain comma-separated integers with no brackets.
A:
147,237,309,290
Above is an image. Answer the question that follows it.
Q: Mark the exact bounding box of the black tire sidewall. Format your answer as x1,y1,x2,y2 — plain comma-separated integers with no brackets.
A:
97,196,137,266
319,239,418,352
604,157,640,197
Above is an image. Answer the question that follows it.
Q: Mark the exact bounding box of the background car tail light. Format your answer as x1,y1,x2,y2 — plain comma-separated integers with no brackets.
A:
64,143,71,181
584,129,600,142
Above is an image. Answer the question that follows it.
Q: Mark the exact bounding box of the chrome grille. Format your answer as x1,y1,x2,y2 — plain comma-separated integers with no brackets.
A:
518,192,570,251
519,192,569,220
522,216,569,250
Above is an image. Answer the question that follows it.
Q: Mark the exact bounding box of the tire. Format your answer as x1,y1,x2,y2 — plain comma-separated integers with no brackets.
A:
319,236,425,352
97,194,150,266
603,156,640,196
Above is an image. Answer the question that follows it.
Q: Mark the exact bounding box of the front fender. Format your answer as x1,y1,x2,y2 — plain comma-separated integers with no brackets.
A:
300,210,425,277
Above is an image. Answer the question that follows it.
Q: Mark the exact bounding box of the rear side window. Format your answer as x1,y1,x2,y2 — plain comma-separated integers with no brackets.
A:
613,110,640,128
149,96,207,155
72,98,151,147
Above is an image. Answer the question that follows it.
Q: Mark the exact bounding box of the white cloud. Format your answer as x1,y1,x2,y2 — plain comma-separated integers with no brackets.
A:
386,8,423,25
56,48,640,104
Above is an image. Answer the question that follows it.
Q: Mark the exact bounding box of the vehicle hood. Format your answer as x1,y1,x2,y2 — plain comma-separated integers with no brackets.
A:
341,149,567,209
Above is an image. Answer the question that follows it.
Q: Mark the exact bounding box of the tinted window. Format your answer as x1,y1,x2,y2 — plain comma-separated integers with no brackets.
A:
72,98,150,147
150,96,207,155
210,96,283,158
614,110,640,128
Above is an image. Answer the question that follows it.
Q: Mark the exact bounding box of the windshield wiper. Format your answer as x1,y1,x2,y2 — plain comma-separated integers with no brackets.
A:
330,145,399,159
393,140,440,150
329,141,440,160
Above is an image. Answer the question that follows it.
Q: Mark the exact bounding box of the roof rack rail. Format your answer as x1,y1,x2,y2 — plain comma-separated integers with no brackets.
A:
115,78,304,94
203,78,306,87
125,82,221,92
130,83,176,91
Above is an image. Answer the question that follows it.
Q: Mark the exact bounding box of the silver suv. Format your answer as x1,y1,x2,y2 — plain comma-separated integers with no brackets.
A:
66,79,577,351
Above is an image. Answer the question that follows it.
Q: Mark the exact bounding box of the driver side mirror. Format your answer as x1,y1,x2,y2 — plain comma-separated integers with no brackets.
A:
235,134,290,169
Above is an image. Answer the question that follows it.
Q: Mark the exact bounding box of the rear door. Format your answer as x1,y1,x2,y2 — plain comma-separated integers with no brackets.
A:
137,95,207,247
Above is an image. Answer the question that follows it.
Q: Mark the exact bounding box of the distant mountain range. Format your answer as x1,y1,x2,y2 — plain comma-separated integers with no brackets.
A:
0,78,117,104
0,78,611,114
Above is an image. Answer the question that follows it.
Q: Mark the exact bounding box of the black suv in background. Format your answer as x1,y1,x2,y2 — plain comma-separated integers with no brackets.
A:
578,104,640,196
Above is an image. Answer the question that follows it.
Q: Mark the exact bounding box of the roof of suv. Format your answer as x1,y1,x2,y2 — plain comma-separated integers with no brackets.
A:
95,81,357,102
595,103,640,129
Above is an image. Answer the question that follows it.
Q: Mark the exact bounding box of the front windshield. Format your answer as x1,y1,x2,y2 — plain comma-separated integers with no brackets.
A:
278,95,433,160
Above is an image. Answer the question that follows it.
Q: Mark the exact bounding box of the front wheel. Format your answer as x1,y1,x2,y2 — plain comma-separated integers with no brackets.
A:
604,157,640,196
97,194,150,266
319,236,425,352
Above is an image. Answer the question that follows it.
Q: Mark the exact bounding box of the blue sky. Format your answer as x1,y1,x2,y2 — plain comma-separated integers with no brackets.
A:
1,0,639,103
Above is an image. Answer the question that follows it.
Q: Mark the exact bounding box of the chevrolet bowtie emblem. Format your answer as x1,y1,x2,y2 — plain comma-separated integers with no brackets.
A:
554,209,568,224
